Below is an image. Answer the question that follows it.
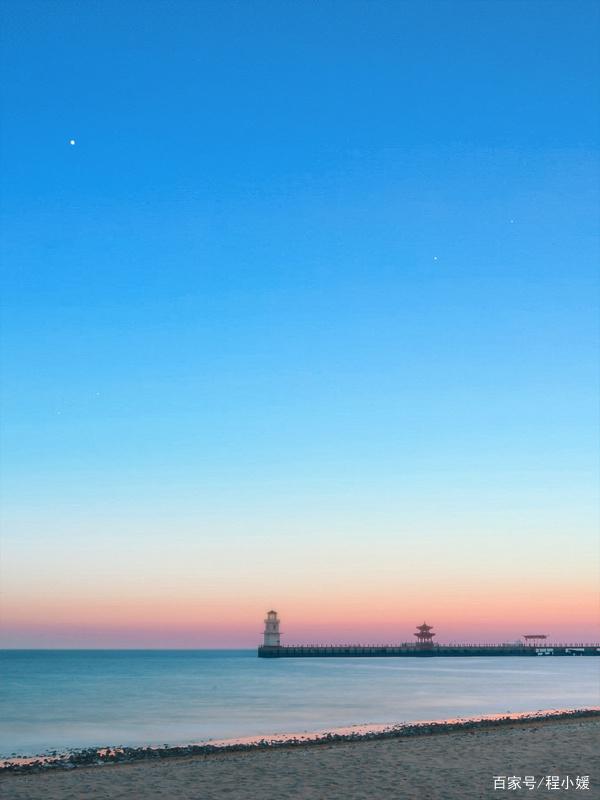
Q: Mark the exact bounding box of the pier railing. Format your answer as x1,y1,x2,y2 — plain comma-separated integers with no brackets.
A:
267,642,599,649
258,642,600,658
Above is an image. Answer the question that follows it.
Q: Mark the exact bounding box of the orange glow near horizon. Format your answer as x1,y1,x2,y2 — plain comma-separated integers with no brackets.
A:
3,522,598,648
3,583,598,648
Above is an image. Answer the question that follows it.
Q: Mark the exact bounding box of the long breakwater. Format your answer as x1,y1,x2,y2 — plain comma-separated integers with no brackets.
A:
258,643,600,658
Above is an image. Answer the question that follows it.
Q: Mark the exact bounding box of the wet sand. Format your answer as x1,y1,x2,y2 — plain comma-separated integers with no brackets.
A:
2,715,598,800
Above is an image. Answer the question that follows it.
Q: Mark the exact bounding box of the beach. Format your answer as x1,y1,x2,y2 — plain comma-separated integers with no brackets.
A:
2,714,598,800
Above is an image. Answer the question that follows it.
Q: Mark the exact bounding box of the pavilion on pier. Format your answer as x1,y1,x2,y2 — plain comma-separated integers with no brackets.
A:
414,622,436,648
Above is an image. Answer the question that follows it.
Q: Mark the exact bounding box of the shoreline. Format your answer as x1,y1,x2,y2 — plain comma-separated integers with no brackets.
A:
2,707,598,774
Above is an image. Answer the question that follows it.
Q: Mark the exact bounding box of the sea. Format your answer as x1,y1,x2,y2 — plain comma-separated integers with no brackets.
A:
1,650,598,758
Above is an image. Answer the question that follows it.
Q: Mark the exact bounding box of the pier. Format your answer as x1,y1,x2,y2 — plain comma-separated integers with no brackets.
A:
257,613,600,658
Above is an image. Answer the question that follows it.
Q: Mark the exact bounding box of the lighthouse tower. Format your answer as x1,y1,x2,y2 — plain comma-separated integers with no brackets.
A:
263,610,281,647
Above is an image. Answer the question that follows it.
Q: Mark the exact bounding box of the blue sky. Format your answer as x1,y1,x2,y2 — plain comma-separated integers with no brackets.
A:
1,1,598,645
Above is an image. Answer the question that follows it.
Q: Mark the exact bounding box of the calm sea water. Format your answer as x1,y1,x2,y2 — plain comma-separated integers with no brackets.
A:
1,650,598,757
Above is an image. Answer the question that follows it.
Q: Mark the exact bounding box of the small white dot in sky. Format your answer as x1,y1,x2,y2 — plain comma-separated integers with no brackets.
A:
433,256,438,261
509,218,515,224
69,139,76,145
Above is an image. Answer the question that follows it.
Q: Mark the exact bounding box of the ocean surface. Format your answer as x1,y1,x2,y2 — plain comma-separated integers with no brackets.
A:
1,650,598,757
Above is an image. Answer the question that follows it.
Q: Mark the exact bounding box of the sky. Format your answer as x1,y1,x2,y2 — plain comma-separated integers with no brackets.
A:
0,0,598,647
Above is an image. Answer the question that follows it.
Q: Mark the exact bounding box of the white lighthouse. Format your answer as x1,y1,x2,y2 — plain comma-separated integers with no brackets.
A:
263,610,281,647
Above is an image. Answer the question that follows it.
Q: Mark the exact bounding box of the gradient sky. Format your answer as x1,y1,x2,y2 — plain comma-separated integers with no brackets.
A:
1,0,599,647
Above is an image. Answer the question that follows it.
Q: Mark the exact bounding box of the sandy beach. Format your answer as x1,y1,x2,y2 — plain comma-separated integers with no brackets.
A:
2,714,598,800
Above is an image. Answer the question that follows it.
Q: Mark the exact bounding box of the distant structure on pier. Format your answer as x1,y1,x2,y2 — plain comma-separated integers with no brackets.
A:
263,610,281,647
414,622,436,649
523,634,548,645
